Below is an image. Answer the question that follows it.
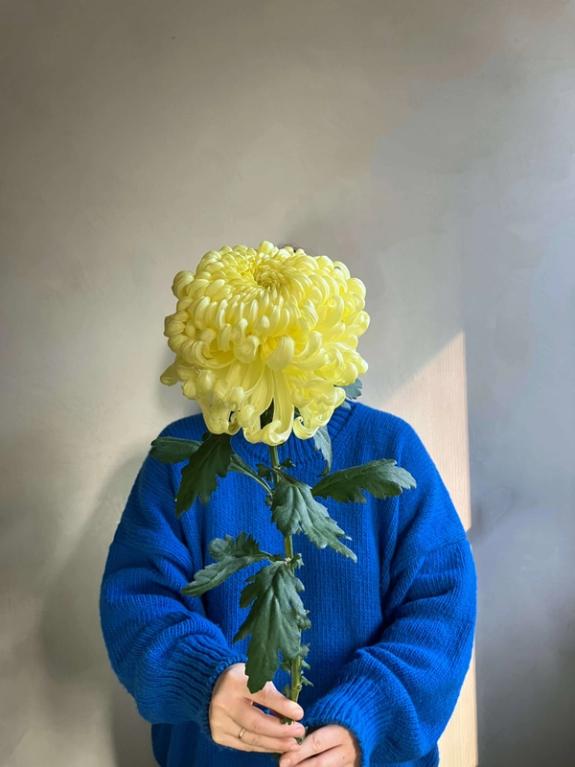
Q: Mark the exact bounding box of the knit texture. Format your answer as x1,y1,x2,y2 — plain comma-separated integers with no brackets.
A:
99,399,477,767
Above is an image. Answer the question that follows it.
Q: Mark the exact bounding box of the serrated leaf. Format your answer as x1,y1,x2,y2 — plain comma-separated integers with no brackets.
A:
233,561,312,693
311,459,416,504
181,532,269,597
271,476,357,561
174,432,233,516
151,431,270,491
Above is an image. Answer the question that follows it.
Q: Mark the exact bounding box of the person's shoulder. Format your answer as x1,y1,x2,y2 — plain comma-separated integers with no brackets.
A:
352,399,420,450
350,401,440,483
154,410,207,441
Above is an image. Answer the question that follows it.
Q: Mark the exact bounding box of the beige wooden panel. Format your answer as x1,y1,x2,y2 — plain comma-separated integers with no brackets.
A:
382,331,478,767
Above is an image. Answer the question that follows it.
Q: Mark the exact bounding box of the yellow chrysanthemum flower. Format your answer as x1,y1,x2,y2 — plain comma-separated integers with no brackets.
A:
160,240,370,446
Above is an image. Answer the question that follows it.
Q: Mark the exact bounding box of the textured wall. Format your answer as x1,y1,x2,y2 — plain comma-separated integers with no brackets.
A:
2,2,574,766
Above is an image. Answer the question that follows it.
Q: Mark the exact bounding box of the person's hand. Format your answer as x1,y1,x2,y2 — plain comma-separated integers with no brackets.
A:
278,723,361,767
208,662,307,755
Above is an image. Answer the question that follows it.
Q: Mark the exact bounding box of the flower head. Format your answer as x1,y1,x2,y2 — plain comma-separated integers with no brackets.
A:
160,240,369,446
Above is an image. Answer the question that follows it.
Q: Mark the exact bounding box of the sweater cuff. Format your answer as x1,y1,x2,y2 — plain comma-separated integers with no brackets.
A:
302,671,392,767
157,633,248,743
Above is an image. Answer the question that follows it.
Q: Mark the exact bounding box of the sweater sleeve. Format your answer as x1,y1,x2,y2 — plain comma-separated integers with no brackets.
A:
300,421,478,766
98,427,248,738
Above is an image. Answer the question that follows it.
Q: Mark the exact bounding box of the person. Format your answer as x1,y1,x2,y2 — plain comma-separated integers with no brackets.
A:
99,397,477,767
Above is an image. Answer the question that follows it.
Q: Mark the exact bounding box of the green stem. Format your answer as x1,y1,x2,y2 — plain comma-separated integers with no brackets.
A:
268,441,308,765
249,472,273,495
268,443,304,728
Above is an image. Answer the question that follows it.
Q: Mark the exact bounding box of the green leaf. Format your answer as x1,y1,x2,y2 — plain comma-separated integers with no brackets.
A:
271,475,357,561
181,532,269,597
174,432,233,516
149,435,202,463
151,434,268,489
154,429,275,517
311,459,416,504
311,424,332,477
342,378,363,400
233,561,312,693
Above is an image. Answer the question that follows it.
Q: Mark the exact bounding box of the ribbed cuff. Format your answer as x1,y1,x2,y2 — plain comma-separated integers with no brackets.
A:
302,672,391,767
163,633,248,743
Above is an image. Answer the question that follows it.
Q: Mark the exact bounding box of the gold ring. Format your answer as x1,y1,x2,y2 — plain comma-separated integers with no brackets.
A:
238,726,246,740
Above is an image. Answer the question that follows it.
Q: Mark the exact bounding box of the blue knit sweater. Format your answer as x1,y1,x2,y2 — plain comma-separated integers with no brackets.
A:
99,399,477,767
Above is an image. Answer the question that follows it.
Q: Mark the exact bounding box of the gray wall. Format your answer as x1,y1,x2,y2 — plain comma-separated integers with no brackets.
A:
462,48,575,763
2,2,574,766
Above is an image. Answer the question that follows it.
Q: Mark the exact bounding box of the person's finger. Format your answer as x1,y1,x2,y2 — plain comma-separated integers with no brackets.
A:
217,736,295,755
240,703,307,740
247,680,304,721
214,699,303,754
285,745,348,766
219,718,302,755
278,725,341,766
